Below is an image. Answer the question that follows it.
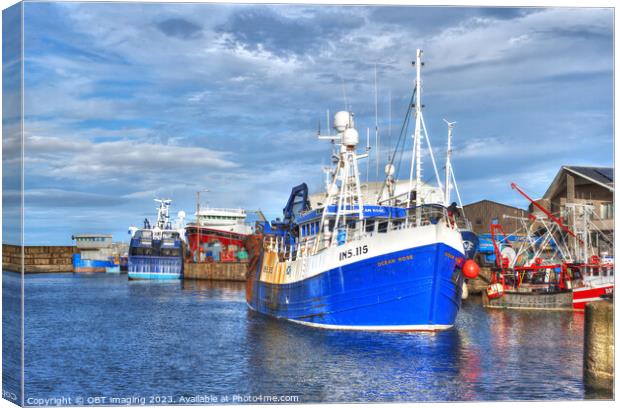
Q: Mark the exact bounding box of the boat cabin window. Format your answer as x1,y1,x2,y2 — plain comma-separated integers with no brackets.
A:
161,248,180,257
365,220,375,233
378,221,388,233
131,247,154,256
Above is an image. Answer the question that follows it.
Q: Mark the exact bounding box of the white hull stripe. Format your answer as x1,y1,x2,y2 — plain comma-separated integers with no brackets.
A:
573,297,608,304
247,302,453,332
287,318,453,332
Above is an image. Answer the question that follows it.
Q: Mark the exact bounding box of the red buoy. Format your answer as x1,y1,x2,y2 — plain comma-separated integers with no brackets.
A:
462,259,480,279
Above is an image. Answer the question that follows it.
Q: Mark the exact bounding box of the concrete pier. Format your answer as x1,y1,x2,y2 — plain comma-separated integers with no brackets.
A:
183,262,247,281
584,300,614,394
2,244,75,273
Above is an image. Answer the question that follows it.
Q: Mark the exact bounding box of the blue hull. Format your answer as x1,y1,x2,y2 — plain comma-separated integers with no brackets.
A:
72,255,114,272
128,256,183,280
247,242,464,330
127,272,181,280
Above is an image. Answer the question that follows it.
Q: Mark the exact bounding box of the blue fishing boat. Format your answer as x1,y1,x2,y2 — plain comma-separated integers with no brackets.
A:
72,234,117,273
246,50,482,330
247,193,467,330
128,199,185,280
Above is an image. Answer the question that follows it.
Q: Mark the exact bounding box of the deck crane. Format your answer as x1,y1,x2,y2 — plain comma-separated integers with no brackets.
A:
510,182,582,243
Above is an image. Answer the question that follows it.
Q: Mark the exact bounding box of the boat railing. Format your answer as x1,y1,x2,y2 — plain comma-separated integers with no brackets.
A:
567,262,614,280
455,217,473,231
197,207,246,215
262,203,462,260
403,204,457,229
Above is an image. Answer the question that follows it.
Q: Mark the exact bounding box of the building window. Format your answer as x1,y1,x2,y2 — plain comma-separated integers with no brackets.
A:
475,218,482,225
601,203,613,219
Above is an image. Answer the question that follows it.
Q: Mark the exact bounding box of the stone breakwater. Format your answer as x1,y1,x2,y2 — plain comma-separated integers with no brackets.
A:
2,244,76,273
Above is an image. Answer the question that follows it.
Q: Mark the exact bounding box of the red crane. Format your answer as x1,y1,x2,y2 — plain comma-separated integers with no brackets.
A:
510,182,582,243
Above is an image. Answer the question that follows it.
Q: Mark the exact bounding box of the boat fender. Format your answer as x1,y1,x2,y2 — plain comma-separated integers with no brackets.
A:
462,259,480,279
461,281,469,300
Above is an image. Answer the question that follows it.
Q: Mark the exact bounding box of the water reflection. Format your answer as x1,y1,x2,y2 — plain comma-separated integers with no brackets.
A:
182,279,245,302
244,309,473,402
18,274,595,402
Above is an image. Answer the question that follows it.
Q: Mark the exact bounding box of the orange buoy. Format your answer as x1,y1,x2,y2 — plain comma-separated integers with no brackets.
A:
462,259,480,279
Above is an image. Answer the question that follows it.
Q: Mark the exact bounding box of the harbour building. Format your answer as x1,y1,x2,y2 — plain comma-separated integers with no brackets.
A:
537,166,614,256
462,200,528,236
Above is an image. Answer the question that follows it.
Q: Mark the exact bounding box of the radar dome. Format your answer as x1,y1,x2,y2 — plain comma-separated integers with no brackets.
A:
177,210,186,219
342,128,359,147
385,164,395,177
333,111,354,133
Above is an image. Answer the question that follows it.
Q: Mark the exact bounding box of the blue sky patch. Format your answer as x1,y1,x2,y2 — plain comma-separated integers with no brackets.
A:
4,3,613,245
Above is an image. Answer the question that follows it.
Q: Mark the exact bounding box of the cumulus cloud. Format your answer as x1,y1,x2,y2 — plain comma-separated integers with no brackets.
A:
25,136,237,181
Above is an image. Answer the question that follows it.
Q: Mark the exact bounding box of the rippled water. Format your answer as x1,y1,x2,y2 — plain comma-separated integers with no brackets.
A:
2,271,610,403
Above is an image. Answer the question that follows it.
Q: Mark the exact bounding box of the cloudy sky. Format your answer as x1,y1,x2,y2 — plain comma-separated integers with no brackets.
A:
3,2,614,245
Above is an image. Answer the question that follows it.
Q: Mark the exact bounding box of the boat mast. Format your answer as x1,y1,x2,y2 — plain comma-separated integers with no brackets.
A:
375,64,380,179
317,111,367,248
154,198,171,230
407,49,423,226
443,119,456,205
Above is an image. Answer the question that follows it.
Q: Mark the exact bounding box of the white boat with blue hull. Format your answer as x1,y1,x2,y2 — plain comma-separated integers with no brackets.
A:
248,200,467,330
128,199,185,280
247,51,476,330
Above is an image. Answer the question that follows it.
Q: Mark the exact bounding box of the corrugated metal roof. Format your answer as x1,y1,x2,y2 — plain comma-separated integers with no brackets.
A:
565,166,613,185
543,165,614,199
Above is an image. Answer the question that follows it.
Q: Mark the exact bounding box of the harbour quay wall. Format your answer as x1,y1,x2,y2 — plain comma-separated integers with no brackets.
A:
183,261,247,281
584,300,614,394
2,244,76,273
466,267,492,295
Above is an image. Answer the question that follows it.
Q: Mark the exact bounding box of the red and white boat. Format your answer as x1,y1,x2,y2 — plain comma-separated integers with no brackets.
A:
483,184,614,311
185,207,254,262
569,258,614,310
